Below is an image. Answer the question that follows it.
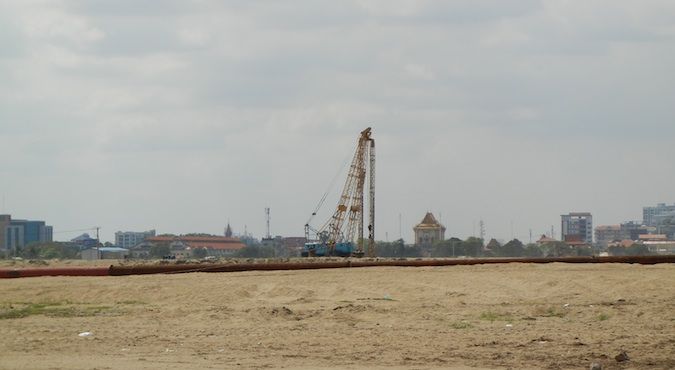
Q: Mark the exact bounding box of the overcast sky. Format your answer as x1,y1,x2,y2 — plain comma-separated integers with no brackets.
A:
1,1,674,244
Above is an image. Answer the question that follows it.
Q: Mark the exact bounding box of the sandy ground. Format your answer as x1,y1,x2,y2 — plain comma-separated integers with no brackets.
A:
0,262,673,370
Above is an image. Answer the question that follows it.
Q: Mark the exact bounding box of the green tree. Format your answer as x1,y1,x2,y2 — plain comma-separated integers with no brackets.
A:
192,248,208,258
483,239,501,257
463,237,484,257
540,241,572,257
574,246,593,256
375,239,407,257
497,239,525,257
431,238,462,257
524,243,543,257
626,243,651,256
17,242,79,259
19,244,40,259
149,244,171,258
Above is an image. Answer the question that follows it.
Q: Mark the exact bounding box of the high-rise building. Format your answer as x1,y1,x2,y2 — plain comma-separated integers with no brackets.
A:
413,212,446,246
561,212,593,244
0,215,10,251
114,230,156,249
0,214,53,252
643,203,675,227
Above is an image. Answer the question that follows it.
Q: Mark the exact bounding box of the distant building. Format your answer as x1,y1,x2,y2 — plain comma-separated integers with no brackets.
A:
562,234,592,248
414,212,446,246
115,229,156,249
620,221,651,240
139,235,246,258
643,203,675,227
224,223,233,238
261,236,277,248
0,214,53,253
536,234,559,246
81,247,129,260
594,225,622,247
638,234,675,255
643,203,675,239
281,237,307,251
561,212,593,244
0,215,10,251
71,233,99,249
595,222,650,247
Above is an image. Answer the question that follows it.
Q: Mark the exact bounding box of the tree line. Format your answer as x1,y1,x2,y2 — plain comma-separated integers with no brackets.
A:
1,237,654,260
375,237,652,258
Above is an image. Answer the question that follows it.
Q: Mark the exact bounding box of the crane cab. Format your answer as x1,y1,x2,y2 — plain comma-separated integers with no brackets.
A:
302,242,354,257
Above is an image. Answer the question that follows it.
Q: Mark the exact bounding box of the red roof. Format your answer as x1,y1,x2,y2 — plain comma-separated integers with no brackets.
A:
537,234,557,243
186,241,246,250
146,236,246,250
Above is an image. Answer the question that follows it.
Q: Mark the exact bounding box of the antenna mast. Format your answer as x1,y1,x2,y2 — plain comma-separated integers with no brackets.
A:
479,219,485,241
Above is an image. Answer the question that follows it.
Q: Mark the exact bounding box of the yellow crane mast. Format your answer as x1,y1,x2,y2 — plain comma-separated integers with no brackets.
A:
303,127,375,257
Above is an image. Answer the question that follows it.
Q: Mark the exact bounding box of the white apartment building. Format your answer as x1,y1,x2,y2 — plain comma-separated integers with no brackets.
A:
114,229,156,249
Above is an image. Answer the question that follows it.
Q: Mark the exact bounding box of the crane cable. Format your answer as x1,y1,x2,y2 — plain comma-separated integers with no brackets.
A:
305,142,357,227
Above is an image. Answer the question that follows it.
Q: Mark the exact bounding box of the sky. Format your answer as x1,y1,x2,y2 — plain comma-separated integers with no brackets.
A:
1,0,674,244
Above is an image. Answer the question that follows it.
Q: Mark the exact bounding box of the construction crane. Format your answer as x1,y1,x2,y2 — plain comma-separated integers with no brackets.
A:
303,127,375,257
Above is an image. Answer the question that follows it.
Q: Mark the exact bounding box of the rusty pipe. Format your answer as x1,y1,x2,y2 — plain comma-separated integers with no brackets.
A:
1,255,673,279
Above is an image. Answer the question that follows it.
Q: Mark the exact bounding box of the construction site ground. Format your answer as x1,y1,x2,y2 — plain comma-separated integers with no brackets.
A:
0,261,673,369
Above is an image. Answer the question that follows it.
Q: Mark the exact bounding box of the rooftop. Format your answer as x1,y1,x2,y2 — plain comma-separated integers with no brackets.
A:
145,235,246,251
414,212,446,230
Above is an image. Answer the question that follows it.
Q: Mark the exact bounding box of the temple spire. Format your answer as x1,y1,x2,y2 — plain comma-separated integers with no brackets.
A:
225,222,233,238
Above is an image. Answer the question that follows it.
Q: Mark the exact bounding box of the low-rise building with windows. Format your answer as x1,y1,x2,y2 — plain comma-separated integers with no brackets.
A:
137,235,246,258
115,229,156,249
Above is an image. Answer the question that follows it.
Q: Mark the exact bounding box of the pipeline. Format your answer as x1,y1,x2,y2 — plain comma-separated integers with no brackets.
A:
1,255,674,279
109,255,675,276
0,267,109,279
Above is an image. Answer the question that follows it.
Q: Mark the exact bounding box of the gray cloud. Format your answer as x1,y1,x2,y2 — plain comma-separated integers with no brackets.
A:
1,1,673,243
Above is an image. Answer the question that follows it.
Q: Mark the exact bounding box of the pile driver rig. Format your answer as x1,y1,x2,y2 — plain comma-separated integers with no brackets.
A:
303,127,376,257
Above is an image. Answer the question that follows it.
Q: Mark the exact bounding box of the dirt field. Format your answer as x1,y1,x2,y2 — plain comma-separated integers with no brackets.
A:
0,262,673,369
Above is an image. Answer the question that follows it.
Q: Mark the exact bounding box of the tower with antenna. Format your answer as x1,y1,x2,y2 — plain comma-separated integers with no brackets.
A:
262,207,275,248
479,219,485,241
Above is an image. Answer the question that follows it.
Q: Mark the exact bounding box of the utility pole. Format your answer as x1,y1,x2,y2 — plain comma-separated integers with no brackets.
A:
94,226,101,247
265,207,271,239
399,213,402,240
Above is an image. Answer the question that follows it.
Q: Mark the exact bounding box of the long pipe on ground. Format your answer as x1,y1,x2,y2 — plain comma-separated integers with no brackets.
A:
0,267,110,278
1,255,674,279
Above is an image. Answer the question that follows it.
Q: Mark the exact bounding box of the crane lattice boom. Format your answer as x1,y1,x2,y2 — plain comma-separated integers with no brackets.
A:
314,127,375,257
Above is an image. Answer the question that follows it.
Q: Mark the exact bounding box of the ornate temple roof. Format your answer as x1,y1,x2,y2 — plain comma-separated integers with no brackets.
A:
414,212,446,230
